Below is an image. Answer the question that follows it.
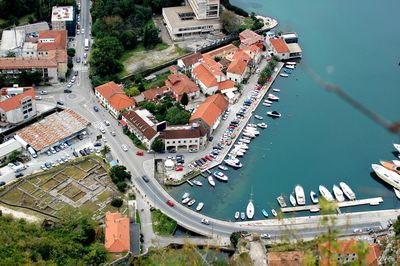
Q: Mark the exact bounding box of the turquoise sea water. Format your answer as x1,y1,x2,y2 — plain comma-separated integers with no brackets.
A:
168,0,400,220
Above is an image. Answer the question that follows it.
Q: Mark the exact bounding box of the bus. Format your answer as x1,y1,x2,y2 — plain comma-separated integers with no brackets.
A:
84,38,89,51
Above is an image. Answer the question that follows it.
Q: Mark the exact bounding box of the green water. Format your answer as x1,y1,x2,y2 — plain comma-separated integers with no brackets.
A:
169,0,400,220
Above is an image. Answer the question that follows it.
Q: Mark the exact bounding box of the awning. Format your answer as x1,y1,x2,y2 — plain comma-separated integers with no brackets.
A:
119,119,127,126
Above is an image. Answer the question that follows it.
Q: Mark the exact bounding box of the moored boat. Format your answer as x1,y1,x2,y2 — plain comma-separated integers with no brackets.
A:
257,123,268,129
224,157,243,169
393,160,400,166
289,194,296,206
264,100,273,104
213,171,229,181
319,185,334,202
277,195,287,208
333,184,345,202
243,132,255,138
380,160,400,175
240,212,245,220
286,62,296,65
235,211,240,219
188,199,196,206
193,180,203,186
284,68,292,74
285,65,295,69
272,88,280,92
271,209,278,217
280,73,289,77
263,102,271,107
262,209,269,218
295,185,306,205
267,111,281,118
310,190,319,204
339,182,356,200
182,197,190,204
208,175,215,187
182,192,190,199
246,200,254,219
254,115,263,120
196,202,204,211
218,165,228,171
394,143,400,153
239,138,251,144
371,164,400,190
268,93,279,101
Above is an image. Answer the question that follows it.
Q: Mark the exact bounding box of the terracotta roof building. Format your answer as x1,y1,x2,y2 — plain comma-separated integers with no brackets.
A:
165,73,200,101
141,86,171,102
268,251,305,266
0,87,36,124
190,94,228,134
226,49,251,83
266,34,302,60
160,124,208,152
318,240,381,266
239,29,264,49
204,44,238,61
177,52,202,71
37,30,67,52
95,81,135,118
192,55,226,95
104,212,130,253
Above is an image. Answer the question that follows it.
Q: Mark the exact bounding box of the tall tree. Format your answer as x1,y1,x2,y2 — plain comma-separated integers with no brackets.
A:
180,92,189,106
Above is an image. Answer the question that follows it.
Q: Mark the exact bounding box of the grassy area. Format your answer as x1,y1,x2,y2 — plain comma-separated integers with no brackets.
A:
120,44,146,62
18,13,32,26
143,72,169,89
151,209,177,236
241,17,254,29
156,42,169,51
136,210,141,225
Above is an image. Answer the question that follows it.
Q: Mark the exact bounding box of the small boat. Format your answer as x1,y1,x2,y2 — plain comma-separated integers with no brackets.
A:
262,209,269,218
239,138,251,144
295,185,306,205
213,171,229,181
283,68,292,74
333,185,345,202
380,160,400,175
182,197,190,204
277,195,287,208
243,132,255,138
246,191,255,219
192,180,203,186
245,128,260,135
280,73,289,77
272,88,280,92
218,165,228,171
286,62,296,65
271,209,277,217
208,175,215,187
263,103,271,107
310,190,319,204
224,157,243,169
235,144,248,150
267,111,281,118
187,180,193,186
235,211,240,219
196,202,204,211
371,164,400,190
264,100,273,104
188,199,196,206
247,123,257,128
285,65,295,69
319,185,334,202
339,182,356,200
257,123,268,129
254,115,263,120
289,194,296,206
182,192,190,199
393,160,400,166
268,93,279,101
394,143,400,153
240,212,245,220
394,188,400,199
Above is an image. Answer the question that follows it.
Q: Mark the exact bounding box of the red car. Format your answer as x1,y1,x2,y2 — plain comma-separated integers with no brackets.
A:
136,151,144,156
175,166,183,171
166,200,174,207
205,155,213,161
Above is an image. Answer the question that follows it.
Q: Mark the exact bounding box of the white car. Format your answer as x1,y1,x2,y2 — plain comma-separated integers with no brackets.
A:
35,96,42,100
260,233,271,239
104,120,110,126
99,127,106,134
121,145,128,152
201,219,210,225
353,228,363,233
81,29,85,34
77,29,80,34
102,137,107,142
111,131,116,136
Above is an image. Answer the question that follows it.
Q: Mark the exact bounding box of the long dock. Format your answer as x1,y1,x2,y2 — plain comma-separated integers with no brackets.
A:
281,197,384,213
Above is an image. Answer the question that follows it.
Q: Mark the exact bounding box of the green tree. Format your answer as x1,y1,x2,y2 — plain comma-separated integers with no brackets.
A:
83,243,109,265
180,92,189,106
120,30,137,50
100,145,110,156
126,86,140,96
67,48,76,57
165,106,191,125
151,138,165,152
220,9,240,34
117,181,128,192
111,197,123,208
109,165,131,183
230,231,242,248
394,215,400,236
143,23,161,49
7,150,21,162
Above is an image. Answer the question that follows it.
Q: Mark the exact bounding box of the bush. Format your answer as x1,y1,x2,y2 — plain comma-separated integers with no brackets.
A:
111,198,123,208
117,181,128,192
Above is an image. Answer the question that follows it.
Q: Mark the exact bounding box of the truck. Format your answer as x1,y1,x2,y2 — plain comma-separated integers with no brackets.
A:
84,38,89,51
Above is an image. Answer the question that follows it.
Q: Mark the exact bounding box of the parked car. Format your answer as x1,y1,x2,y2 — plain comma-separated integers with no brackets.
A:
94,142,102,147
57,100,64,105
79,149,86,156
201,219,210,225
40,90,48,95
260,233,271,239
15,172,24,178
72,151,79,157
64,89,72,93
35,96,42,100
166,200,174,207
76,56,81,63
111,131,116,136
93,105,99,112
175,166,183,171
121,145,128,152
104,120,110,126
136,151,144,156
142,175,150,182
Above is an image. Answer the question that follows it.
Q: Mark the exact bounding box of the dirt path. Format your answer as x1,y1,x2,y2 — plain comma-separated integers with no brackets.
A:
0,205,40,223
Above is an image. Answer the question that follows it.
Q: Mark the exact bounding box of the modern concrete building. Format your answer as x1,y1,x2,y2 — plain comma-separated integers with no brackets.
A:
0,29,25,57
51,6,76,37
161,124,208,152
0,87,36,125
0,139,22,161
188,0,220,19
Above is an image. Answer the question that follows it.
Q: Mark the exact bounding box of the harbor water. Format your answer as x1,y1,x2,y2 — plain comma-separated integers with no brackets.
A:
168,0,400,220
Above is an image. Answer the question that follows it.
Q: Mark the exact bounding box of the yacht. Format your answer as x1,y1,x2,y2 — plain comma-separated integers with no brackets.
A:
235,144,248,150
280,73,289,77
272,88,281,92
235,211,240,219
310,191,319,204
257,123,268,129
289,194,296,206
286,62,296,65
208,175,215,187
295,185,306,205
196,202,204,211
371,164,400,190
380,160,400,175
319,185,334,202
267,111,282,118
239,138,251,144
264,100,273,104
277,195,287,208
246,199,255,219
247,123,257,128
188,199,196,206
244,128,260,136
339,182,356,200
394,143,400,153
262,209,269,218
394,188,400,200
268,93,279,101
182,192,190,199
182,197,190,204
213,171,229,182
243,132,255,138
254,115,263,120
285,65,295,70
224,157,243,169
333,184,345,202
240,212,245,220
218,165,228,171
271,209,278,217
192,180,203,186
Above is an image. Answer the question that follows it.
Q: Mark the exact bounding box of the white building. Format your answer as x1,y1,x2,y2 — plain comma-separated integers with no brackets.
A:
161,124,208,152
0,87,36,125
266,34,302,60
0,139,22,161
188,0,220,19
0,29,25,57
51,6,76,36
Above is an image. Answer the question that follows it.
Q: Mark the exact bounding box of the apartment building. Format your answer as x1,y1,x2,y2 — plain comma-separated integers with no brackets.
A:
0,87,36,124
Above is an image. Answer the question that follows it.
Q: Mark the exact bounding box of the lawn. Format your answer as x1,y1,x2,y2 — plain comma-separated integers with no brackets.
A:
143,72,169,90
151,209,177,236
78,159,96,172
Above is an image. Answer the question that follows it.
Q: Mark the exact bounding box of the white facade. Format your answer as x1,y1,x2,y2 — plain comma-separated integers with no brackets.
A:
188,0,220,19
0,139,22,160
226,67,249,84
196,79,218,95
0,96,36,124
51,6,73,31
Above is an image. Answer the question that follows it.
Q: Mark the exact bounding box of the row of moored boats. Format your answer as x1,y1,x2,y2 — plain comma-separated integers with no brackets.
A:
279,62,296,77
181,192,204,211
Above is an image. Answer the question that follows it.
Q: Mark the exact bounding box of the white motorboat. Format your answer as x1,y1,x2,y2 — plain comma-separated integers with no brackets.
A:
196,202,204,211
394,188,400,199
319,185,334,202
188,199,196,206
280,73,289,77
235,211,240,219
254,115,263,120
371,164,400,190
218,165,228,171
246,199,255,219
182,192,190,199
224,157,243,169
240,212,245,220
310,191,319,204
286,62,296,65
272,88,280,92
257,123,268,129
193,180,203,186
285,65,295,70
264,100,273,104
208,175,215,187
267,111,281,118
339,182,356,200
244,128,260,135
247,123,257,128
277,195,287,208
263,103,271,107
333,184,345,202
394,143,400,153
295,185,306,205
235,144,248,150
239,138,251,144
213,171,229,181
243,132,255,138
289,194,296,206
271,209,278,217
268,93,279,101
393,160,400,166
182,197,190,204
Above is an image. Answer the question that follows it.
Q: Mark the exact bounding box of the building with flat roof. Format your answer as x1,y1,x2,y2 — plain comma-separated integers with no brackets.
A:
0,29,26,57
162,5,221,41
51,6,76,36
160,124,208,152
266,33,302,60
0,139,22,161
188,0,220,19
15,109,90,152
0,87,36,125
15,22,49,35
104,212,130,253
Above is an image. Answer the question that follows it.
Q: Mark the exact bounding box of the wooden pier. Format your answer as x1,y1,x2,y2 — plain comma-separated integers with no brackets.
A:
281,197,384,213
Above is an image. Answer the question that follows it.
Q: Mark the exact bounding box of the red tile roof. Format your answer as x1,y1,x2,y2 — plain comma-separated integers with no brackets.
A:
0,88,35,112
142,86,170,101
204,44,238,59
95,81,135,111
239,29,263,49
37,30,67,51
190,94,228,127
193,63,218,88
123,109,158,141
95,81,124,100
270,38,290,53
0,50,66,69
180,52,202,68
104,212,130,253
109,94,135,111
218,80,235,91
227,50,251,75
165,73,199,100
268,251,304,266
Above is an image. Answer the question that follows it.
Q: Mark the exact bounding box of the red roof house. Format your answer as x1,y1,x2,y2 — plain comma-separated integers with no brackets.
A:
104,212,130,253
165,73,200,101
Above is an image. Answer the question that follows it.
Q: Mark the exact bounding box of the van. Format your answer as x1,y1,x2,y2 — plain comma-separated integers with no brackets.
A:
27,146,37,158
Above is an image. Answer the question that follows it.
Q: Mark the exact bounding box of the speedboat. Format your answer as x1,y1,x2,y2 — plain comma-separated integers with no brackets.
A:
339,182,356,200
394,188,400,199
213,171,228,181
295,185,306,205
254,115,263,120
280,73,289,77
247,123,257,128
283,68,292,74
246,199,254,219
264,100,273,104
182,192,190,199
235,144,248,150
243,132,255,138
272,88,280,92
235,211,240,219
239,138,251,144
267,111,281,118
257,123,268,129
289,194,296,206
196,202,204,211
224,157,243,169
240,212,245,220
193,180,203,186
182,197,190,204
208,175,215,187
268,93,279,101
380,160,400,175
394,143,400,153
262,209,269,218
245,128,260,135
263,102,271,107
286,62,296,66
371,164,400,190
271,209,277,217
218,165,228,171
310,191,319,204
188,199,196,206
285,65,295,69
277,195,287,208
319,185,334,202
333,184,345,202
